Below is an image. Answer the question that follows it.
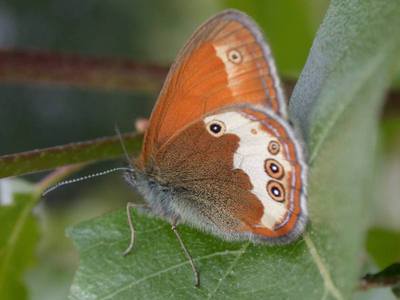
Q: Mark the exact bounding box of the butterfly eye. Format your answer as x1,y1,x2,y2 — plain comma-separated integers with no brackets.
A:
265,159,284,179
227,49,242,64
268,140,280,155
206,120,226,137
267,181,285,202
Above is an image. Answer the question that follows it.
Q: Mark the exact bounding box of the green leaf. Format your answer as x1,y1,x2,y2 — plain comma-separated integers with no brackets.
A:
392,73,400,90
68,1,400,299
381,117,400,153
366,228,400,268
67,211,327,299
0,190,40,300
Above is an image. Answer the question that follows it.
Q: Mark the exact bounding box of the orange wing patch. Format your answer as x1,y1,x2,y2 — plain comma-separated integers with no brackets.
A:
139,10,286,165
213,21,282,114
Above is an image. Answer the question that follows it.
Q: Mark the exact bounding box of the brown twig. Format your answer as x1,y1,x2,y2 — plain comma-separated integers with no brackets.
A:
359,263,400,291
0,49,168,92
0,49,399,117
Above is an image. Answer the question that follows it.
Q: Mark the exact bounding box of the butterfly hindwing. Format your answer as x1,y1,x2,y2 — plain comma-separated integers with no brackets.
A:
152,105,307,244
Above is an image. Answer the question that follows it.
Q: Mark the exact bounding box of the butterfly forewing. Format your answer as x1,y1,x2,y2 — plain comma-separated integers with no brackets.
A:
140,10,287,166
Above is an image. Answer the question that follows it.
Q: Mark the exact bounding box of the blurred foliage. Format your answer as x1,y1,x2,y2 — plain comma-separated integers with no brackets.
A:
394,76,400,89
370,118,400,233
381,118,400,153
24,176,133,300
0,185,39,300
367,228,400,269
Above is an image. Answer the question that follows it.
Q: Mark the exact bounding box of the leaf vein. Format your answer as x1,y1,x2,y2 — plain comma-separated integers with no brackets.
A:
97,249,243,300
304,233,343,300
207,243,249,299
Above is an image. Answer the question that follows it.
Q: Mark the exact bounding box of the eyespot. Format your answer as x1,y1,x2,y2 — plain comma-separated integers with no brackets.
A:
227,49,242,64
264,159,284,179
268,140,280,155
206,120,226,137
267,181,285,202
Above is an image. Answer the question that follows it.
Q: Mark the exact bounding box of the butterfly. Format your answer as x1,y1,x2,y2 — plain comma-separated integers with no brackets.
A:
123,9,308,287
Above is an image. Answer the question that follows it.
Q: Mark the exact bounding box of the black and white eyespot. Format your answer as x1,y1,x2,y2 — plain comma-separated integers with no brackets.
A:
206,120,226,137
267,180,285,202
227,49,242,64
265,159,284,179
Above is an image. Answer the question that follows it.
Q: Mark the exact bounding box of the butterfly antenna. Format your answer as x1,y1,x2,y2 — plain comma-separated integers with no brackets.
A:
42,167,133,197
114,124,134,170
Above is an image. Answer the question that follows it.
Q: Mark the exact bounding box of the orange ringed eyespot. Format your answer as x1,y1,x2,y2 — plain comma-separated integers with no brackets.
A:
267,180,285,202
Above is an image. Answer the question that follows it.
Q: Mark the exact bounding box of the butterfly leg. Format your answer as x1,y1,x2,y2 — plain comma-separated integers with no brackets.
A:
171,219,200,288
123,202,141,256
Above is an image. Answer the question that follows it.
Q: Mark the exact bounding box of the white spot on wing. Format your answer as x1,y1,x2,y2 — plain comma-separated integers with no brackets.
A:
214,45,243,96
204,111,288,229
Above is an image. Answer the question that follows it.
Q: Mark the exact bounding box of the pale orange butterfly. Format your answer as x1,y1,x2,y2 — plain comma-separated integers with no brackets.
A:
122,9,308,287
